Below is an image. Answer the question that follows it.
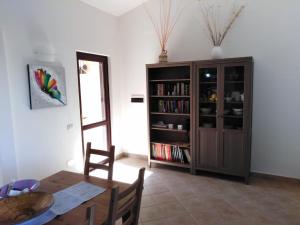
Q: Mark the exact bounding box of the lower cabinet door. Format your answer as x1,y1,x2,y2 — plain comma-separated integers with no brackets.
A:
196,129,218,169
221,131,245,176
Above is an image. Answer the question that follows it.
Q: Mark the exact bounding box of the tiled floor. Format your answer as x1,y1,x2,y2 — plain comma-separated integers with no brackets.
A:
91,157,300,225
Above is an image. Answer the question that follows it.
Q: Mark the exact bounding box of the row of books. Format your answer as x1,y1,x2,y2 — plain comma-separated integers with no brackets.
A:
151,143,191,164
158,100,190,113
154,83,189,96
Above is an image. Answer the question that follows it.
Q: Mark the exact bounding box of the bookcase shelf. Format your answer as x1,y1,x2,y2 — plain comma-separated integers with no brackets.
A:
150,141,190,148
150,112,190,116
151,127,188,133
147,63,192,172
150,79,190,82
150,159,190,169
150,95,190,98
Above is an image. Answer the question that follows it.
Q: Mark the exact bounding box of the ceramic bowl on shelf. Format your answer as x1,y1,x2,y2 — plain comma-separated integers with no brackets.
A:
225,97,232,102
0,179,40,198
232,108,243,116
200,108,212,114
231,91,241,101
224,109,230,115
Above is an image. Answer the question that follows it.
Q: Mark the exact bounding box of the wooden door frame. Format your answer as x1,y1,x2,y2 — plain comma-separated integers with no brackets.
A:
76,52,112,157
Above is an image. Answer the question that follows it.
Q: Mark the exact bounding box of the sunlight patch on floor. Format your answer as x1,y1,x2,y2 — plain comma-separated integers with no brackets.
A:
90,160,152,184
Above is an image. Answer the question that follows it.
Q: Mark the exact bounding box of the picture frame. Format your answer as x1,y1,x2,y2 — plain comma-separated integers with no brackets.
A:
27,63,67,109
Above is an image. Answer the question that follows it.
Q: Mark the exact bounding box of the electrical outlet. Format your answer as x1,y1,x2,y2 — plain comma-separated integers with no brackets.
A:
67,123,73,130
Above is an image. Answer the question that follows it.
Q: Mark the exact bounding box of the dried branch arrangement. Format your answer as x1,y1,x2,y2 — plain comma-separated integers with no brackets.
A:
198,0,245,46
144,0,185,54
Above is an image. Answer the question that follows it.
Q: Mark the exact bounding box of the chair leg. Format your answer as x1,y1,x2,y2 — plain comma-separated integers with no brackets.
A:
86,205,96,225
122,211,136,224
122,211,130,222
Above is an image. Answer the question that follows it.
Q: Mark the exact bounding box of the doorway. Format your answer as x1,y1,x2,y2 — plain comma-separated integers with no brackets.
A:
76,52,111,157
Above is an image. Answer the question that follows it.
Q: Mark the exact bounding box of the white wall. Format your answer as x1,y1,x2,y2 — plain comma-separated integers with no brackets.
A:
1,0,299,181
119,0,300,179
0,30,18,185
0,0,123,180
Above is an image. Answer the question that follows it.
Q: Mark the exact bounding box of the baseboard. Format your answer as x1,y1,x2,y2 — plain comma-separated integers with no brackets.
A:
116,153,300,183
118,152,148,160
115,152,126,160
251,172,300,184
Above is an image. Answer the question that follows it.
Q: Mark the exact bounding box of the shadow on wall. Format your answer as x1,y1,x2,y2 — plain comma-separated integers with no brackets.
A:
0,30,18,184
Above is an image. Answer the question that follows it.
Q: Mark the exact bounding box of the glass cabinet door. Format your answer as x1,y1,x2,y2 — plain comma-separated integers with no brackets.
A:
223,66,245,130
198,67,218,128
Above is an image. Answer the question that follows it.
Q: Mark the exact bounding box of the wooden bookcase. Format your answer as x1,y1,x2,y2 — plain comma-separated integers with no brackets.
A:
193,57,253,182
146,62,193,171
147,57,253,182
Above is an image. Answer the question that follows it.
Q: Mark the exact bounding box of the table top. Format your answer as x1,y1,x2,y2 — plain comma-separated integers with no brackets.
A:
39,171,129,225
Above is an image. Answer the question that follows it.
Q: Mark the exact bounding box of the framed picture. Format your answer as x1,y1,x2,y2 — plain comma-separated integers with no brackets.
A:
27,64,67,109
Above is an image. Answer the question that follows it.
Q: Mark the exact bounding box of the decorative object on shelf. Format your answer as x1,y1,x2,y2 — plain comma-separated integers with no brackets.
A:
177,124,183,130
240,93,244,102
0,179,39,198
200,107,212,114
168,124,174,129
27,64,67,109
152,121,168,128
159,50,168,63
225,96,232,102
209,93,217,102
211,46,223,59
197,0,245,59
231,91,241,101
144,0,186,63
0,192,54,225
232,108,243,115
224,109,230,115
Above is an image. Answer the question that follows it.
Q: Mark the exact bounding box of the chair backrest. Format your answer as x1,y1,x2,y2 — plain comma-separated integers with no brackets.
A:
84,142,115,180
106,167,145,225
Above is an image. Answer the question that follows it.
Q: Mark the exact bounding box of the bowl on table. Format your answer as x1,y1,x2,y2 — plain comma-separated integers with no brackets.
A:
0,179,40,198
0,192,54,225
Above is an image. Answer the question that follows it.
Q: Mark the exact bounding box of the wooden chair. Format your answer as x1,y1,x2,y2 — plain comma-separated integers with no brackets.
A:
85,167,145,225
84,142,115,180
106,167,145,225
84,205,95,225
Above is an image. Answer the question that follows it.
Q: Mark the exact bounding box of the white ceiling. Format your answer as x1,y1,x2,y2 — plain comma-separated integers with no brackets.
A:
80,0,148,16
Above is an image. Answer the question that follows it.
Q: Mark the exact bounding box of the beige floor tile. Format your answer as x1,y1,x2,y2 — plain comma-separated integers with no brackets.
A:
141,195,157,208
140,205,166,222
143,214,198,225
151,192,179,204
97,157,300,225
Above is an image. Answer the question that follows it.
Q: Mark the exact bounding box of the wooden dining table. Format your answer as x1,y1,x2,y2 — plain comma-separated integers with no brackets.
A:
38,170,129,225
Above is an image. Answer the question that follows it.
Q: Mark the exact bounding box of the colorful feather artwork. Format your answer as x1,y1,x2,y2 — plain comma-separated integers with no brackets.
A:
34,68,65,105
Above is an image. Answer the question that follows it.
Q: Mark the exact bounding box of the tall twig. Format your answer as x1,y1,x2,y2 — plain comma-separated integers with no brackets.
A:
198,0,245,46
144,0,185,52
